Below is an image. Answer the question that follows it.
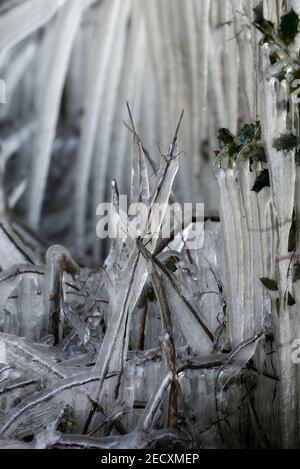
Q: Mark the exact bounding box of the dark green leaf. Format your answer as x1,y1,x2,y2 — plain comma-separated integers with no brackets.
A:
253,2,275,41
288,292,296,306
239,122,262,152
293,68,300,81
269,51,279,65
218,128,235,146
278,9,300,46
227,145,239,158
239,124,256,143
273,133,297,151
250,147,267,162
252,169,270,193
217,128,238,158
260,277,279,291
253,2,264,22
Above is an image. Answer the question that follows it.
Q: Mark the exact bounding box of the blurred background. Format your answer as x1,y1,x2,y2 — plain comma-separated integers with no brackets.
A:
0,0,290,263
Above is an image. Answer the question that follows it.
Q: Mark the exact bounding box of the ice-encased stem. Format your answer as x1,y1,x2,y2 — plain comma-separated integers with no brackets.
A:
261,51,297,447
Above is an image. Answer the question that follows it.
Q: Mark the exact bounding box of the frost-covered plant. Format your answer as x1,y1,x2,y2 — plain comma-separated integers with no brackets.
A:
0,97,277,449
2,0,300,451
211,2,300,448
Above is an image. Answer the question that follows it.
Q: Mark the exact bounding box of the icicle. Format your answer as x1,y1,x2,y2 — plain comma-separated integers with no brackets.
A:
17,274,45,341
0,333,68,383
10,401,67,441
232,0,255,121
92,0,131,260
0,272,21,312
61,302,90,346
112,12,147,199
217,333,263,391
215,169,240,346
43,245,79,343
143,0,170,145
130,129,150,206
195,0,210,140
261,47,297,448
0,42,36,121
0,370,107,437
90,150,180,423
0,219,39,269
159,270,213,355
209,2,227,129
27,0,84,229
0,0,66,53
222,0,239,134
74,0,123,253
2,121,35,163
236,157,255,340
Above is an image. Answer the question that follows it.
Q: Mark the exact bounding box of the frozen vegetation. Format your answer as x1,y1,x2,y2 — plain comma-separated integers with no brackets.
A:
0,0,300,449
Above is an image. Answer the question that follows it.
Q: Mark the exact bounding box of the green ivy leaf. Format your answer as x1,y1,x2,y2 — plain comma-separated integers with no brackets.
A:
239,123,256,143
273,134,297,151
217,128,238,158
239,122,262,144
218,128,235,146
278,9,300,46
260,277,279,291
252,169,270,193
